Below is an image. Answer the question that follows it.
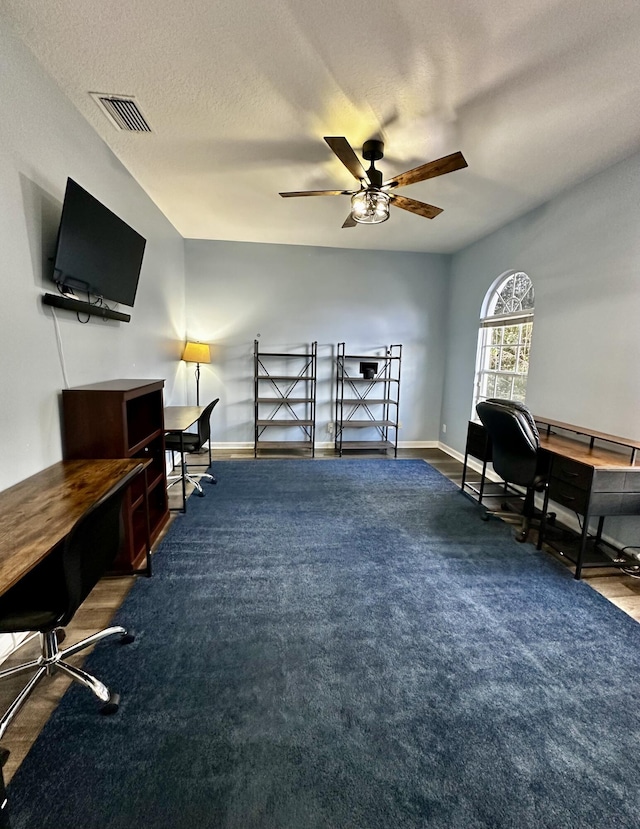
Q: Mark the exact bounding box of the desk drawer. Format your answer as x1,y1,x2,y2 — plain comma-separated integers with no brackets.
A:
548,478,590,514
466,421,491,461
589,491,640,516
551,457,593,491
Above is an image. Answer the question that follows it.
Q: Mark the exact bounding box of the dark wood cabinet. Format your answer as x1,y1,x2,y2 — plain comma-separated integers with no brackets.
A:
62,379,169,572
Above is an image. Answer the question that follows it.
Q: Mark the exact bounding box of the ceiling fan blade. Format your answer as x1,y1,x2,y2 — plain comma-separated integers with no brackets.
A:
390,194,443,219
342,213,357,228
324,137,369,183
279,189,352,197
384,151,467,189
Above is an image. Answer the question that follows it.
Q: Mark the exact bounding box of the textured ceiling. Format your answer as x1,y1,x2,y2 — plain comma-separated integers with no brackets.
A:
4,0,640,253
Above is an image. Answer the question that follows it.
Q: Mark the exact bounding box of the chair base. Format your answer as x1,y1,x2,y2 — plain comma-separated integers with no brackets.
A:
480,488,554,543
167,470,217,497
0,625,133,740
482,506,536,542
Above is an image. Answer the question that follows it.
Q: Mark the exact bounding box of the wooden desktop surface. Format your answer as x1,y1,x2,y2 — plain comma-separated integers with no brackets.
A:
0,459,144,596
164,406,204,433
537,432,638,469
534,416,640,453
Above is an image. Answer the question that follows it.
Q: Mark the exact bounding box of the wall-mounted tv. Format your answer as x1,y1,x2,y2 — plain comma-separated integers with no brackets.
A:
51,178,146,307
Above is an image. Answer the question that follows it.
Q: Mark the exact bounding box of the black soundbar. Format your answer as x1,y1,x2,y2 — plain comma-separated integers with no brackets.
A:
42,293,131,322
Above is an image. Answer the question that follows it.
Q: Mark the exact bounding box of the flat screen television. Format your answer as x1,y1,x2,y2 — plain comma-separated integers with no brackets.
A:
51,178,146,307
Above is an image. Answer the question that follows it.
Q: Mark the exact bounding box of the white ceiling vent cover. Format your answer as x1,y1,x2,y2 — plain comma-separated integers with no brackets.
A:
90,93,151,132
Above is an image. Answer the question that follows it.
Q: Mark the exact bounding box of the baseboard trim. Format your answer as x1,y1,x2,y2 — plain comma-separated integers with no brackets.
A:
438,441,502,481
211,440,442,451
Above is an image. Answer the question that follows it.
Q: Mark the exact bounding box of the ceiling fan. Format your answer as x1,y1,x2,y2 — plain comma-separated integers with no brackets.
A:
279,136,467,228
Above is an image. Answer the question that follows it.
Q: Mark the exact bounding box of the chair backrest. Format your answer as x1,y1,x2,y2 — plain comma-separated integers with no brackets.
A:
197,398,219,445
476,399,540,487
60,465,142,626
485,397,539,440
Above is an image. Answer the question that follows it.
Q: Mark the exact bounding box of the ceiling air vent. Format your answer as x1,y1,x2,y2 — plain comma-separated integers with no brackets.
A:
90,93,152,132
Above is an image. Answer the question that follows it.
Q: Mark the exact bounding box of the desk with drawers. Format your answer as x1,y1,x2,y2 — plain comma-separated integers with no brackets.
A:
462,417,640,579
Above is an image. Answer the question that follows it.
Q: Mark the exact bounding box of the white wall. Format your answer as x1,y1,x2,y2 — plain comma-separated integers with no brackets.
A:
184,240,449,446
0,18,187,490
440,150,640,545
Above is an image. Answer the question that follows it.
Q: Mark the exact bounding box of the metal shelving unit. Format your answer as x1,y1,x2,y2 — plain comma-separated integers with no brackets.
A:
254,340,317,457
335,343,402,456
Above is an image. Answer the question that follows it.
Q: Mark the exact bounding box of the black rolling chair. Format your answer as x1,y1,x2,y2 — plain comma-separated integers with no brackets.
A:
476,398,549,542
0,465,140,740
166,398,219,497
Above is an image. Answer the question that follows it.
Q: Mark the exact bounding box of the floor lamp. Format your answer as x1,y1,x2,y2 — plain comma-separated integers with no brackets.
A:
182,341,211,405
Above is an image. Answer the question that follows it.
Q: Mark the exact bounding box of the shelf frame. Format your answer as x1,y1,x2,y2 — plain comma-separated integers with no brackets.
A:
254,341,317,457
335,343,402,457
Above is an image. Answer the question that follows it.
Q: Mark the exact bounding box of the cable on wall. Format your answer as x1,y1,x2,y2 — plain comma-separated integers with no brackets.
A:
51,308,71,389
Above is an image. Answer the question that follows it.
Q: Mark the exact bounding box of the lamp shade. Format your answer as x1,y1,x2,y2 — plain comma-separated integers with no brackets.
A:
182,341,211,364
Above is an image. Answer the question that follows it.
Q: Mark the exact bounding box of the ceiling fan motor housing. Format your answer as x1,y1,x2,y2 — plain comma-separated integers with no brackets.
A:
362,140,384,161
362,140,385,188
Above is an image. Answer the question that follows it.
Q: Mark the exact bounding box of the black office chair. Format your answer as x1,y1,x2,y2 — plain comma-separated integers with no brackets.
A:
166,398,219,497
0,466,140,740
476,398,549,542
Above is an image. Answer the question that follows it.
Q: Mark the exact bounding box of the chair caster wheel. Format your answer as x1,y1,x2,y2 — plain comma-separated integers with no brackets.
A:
100,693,120,715
515,531,528,543
196,489,205,498
209,477,217,485
480,512,490,522
120,632,135,645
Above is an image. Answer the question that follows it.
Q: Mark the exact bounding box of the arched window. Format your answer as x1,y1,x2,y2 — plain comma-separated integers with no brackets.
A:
472,271,534,415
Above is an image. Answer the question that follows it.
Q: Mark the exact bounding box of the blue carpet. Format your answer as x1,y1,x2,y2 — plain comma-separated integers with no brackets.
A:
7,459,640,828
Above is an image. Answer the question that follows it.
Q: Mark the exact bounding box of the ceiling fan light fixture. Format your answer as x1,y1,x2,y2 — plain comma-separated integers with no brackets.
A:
279,137,466,228
350,189,390,224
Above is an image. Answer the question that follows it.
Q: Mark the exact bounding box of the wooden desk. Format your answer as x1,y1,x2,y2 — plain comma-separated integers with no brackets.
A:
461,417,640,579
164,406,205,433
536,433,640,579
164,406,205,513
0,459,146,826
0,459,146,595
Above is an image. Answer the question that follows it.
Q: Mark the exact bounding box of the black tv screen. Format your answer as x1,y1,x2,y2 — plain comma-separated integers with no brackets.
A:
52,178,146,307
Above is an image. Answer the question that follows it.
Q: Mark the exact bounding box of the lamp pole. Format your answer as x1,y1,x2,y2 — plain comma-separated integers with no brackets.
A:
182,341,211,407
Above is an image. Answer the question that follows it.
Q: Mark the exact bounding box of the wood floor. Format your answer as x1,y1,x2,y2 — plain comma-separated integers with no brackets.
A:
2,446,640,784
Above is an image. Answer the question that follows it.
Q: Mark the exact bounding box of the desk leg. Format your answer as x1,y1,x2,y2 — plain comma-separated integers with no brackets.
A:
537,487,551,551
575,511,591,580
180,432,187,514
460,449,469,493
478,458,489,505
